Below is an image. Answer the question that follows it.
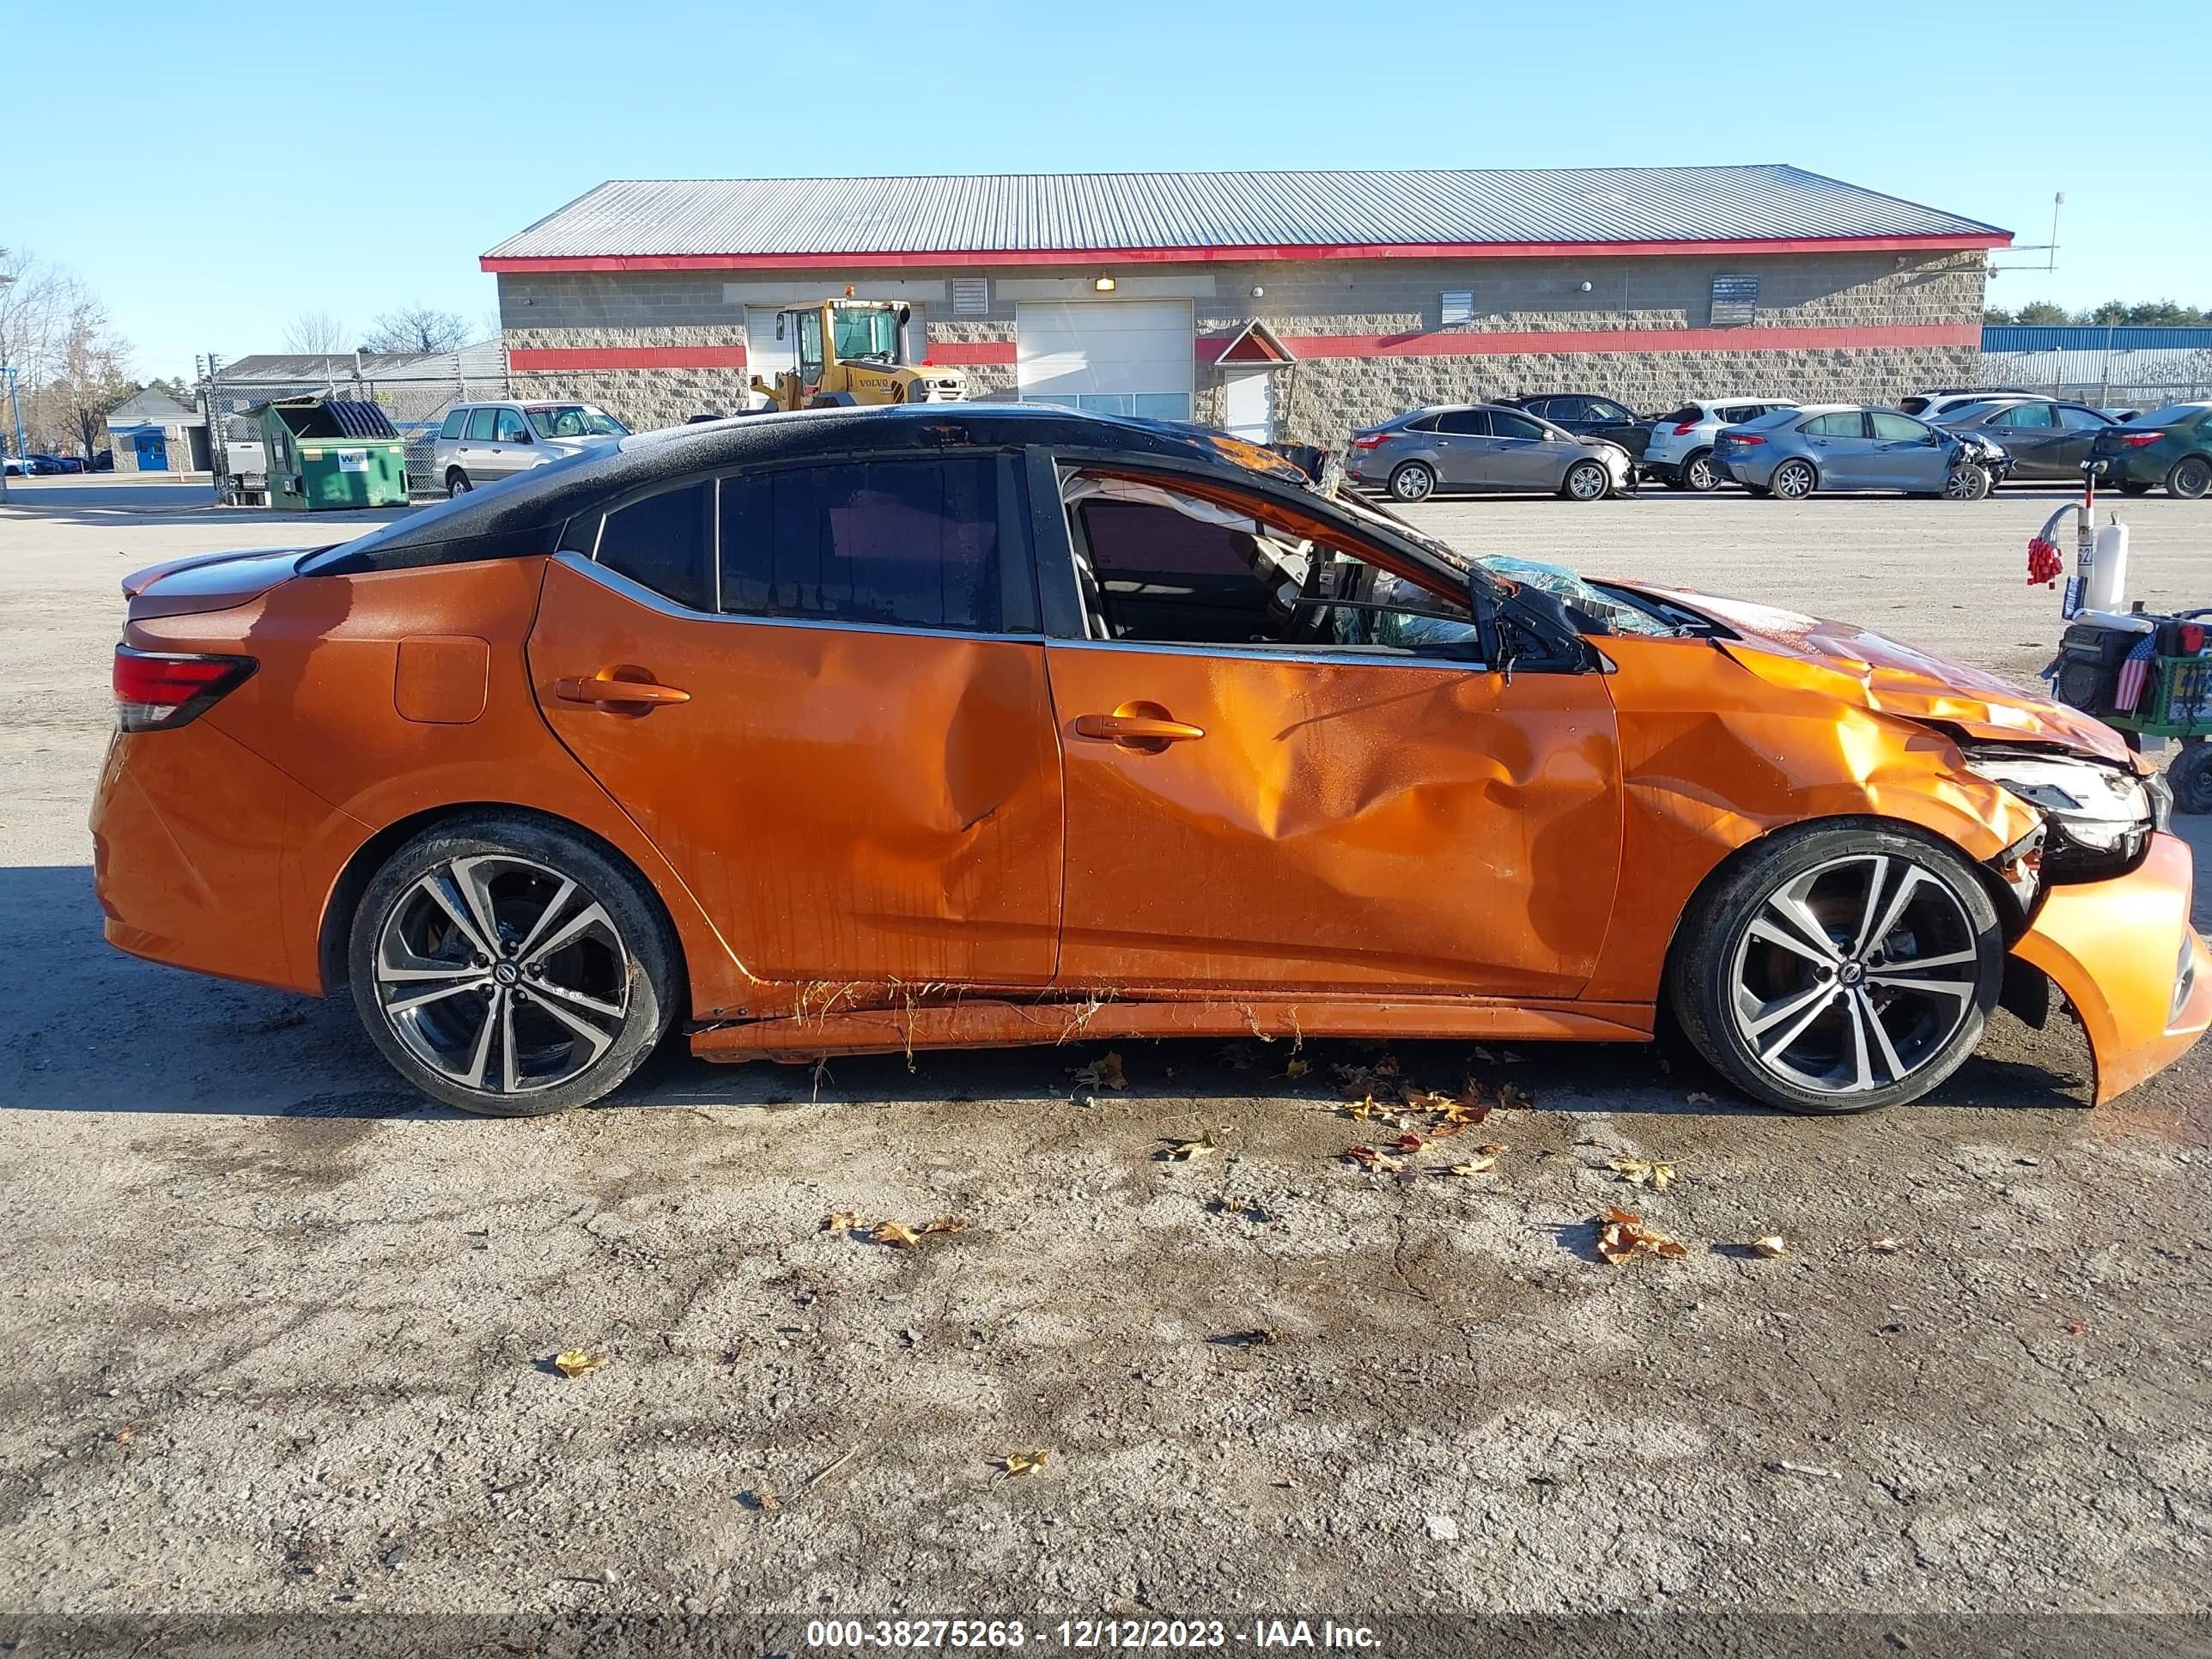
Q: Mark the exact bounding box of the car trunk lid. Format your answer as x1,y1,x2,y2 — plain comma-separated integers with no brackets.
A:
121,548,313,619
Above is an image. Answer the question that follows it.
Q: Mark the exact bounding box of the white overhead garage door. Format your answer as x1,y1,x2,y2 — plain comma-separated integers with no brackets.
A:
1016,300,1193,422
745,307,798,384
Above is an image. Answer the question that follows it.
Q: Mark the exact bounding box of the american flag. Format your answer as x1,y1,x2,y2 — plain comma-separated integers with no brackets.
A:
2114,633,2158,714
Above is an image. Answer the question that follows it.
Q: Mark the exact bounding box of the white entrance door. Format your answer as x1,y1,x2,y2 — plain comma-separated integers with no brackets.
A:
1015,299,1194,422
1220,367,1278,442
745,306,799,392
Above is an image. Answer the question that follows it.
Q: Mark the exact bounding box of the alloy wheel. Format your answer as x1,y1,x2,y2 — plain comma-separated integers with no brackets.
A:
1773,460,1815,501
1685,453,1717,492
1944,465,1991,501
1726,854,1981,1099
1389,463,1434,502
1565,461,1608,501
373,854,631,1097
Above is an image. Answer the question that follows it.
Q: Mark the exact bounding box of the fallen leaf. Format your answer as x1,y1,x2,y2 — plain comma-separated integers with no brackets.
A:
1476,1142,1508,1157
750,1484,782,1514
1000,1449,1050,1477
552,1349,610,1378
1340,1097,1377,1121
920,1217,968,1237
1594,1206,1687,1267
1686,1091,1717,1106
1343,1144,1399,1172
870,1220,922,1249
1372,1054,1401,1078
1471,1045,1499,1063
1392,1132,1425,1154
1448,1156,1498,1176
1608,1157,1675,1192
823,1211,864,1235
1867,1235,1903,1254
1284,1058,1310,1079
1747,1236,1788,1258
1072,1052,1127,1091
2064,1321,2089,1337
1158,1133,1218,1162
1499,1081,1536,1109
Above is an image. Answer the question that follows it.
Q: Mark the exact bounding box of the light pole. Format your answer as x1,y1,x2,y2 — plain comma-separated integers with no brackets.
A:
0,270,12,503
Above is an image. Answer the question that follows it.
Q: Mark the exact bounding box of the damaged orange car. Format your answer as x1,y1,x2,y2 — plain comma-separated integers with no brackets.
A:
92,405,2209,1115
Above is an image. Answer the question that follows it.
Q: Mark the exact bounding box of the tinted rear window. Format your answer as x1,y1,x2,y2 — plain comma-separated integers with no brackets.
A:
2136,404,2209,428
439,410,466,439
720,455,1006,632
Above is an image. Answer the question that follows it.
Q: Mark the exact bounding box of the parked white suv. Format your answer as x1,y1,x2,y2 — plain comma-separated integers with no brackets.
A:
431,401,629,496
1643,399,1799,491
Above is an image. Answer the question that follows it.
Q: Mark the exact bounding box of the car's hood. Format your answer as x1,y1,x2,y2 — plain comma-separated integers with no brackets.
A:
1625,584,2138,765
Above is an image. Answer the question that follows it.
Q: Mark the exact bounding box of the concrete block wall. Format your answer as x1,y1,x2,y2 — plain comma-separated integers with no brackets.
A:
498,248,1985,441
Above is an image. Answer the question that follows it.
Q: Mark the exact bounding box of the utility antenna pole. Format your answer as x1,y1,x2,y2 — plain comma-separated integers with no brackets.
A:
1990,191,2063,277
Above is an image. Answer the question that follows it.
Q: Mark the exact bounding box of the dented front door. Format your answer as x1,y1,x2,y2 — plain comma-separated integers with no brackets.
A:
529,556,1063,986
1044,642,1623,996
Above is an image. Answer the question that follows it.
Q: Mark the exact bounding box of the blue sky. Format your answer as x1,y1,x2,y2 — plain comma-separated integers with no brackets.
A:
9,0,2205,380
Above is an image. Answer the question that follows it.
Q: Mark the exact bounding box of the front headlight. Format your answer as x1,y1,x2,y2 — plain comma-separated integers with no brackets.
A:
1964,749,2158,881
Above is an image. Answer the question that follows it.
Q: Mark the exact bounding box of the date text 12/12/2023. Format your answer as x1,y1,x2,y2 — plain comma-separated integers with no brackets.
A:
801,1618,1383,1650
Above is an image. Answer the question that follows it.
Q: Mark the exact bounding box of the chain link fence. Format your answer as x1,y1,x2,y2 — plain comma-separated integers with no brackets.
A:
206,349,511,496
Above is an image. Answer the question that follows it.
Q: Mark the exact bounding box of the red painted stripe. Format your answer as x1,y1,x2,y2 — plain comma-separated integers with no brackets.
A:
1270,322,1978,357
504,321,1974,377
481,233,2008,274
924,340,1017,365
507,344,747,371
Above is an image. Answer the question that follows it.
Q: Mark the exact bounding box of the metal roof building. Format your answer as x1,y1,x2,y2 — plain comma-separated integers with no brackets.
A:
1981,325,2212,409
483,165,2008,447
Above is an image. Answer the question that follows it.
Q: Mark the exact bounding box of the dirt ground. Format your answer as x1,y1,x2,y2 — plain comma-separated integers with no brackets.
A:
2,477,2209,1639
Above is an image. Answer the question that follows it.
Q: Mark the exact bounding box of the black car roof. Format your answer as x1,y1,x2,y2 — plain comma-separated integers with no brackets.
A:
309,404,1315,574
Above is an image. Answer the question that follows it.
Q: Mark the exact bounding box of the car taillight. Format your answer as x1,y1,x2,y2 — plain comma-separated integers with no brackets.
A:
1730,434,1767,446
1672,422,1699,435
2124,432,2163,447
1350,434,1389,450
112,647,257,732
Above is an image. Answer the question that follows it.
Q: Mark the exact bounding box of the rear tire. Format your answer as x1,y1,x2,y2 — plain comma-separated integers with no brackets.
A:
446,469,472,497
1771,459,1818,501
1388,462,1437,502
2168,456,2211,499
2169,742,2212,816
1668,822,2002,1114
1681,450,1721,493
347,814,678,1115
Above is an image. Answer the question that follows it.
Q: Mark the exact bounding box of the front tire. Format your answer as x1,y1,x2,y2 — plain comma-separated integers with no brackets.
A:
347,814,678,1115
1771,459,1818,501
1944,464,1993,501
2168,742,2212,815
446,469,472,498
1561,459,1610,501
1668,823,2002,1114
2168,456,2212,500
1387,461,1437,502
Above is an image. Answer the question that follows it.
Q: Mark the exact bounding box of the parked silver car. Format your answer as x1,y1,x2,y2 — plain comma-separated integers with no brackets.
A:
1712,405,2004,501
431,401,629,497
1346,404,1633,502
1642,398,1800,491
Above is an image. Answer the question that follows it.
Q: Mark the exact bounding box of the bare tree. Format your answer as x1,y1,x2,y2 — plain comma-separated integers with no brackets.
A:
281,310,351,356
363,306,471,356
0,247,70,454
38,299,135,460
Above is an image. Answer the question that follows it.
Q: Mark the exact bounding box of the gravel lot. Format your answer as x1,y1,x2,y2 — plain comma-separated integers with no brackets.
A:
3,477,2209,1638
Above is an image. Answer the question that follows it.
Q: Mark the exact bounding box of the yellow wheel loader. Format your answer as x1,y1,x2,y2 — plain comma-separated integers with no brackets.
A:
749,296,966,411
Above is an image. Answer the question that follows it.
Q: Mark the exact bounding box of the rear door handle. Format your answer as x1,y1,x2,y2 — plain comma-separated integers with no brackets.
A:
1073,712,1204,746
554,666,691,710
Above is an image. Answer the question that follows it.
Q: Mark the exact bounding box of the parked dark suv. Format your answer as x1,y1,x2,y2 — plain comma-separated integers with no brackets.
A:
1500,394,1651,458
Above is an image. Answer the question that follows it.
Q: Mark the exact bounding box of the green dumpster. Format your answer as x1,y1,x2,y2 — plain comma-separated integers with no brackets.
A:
258,396,410,510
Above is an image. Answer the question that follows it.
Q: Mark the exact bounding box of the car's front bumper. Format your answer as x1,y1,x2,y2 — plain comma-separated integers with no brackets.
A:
2012,831,2210,1104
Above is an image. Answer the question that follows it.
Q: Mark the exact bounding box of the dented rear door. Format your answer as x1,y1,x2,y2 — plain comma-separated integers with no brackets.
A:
1044,643,1622,996
527,458,1063,988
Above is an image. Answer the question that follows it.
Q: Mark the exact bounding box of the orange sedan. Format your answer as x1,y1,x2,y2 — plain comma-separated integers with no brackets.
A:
91,406,2209,1115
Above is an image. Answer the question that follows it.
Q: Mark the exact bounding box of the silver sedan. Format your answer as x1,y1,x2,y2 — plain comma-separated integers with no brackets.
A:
1711,404,1999,501
1346,404,1634,502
